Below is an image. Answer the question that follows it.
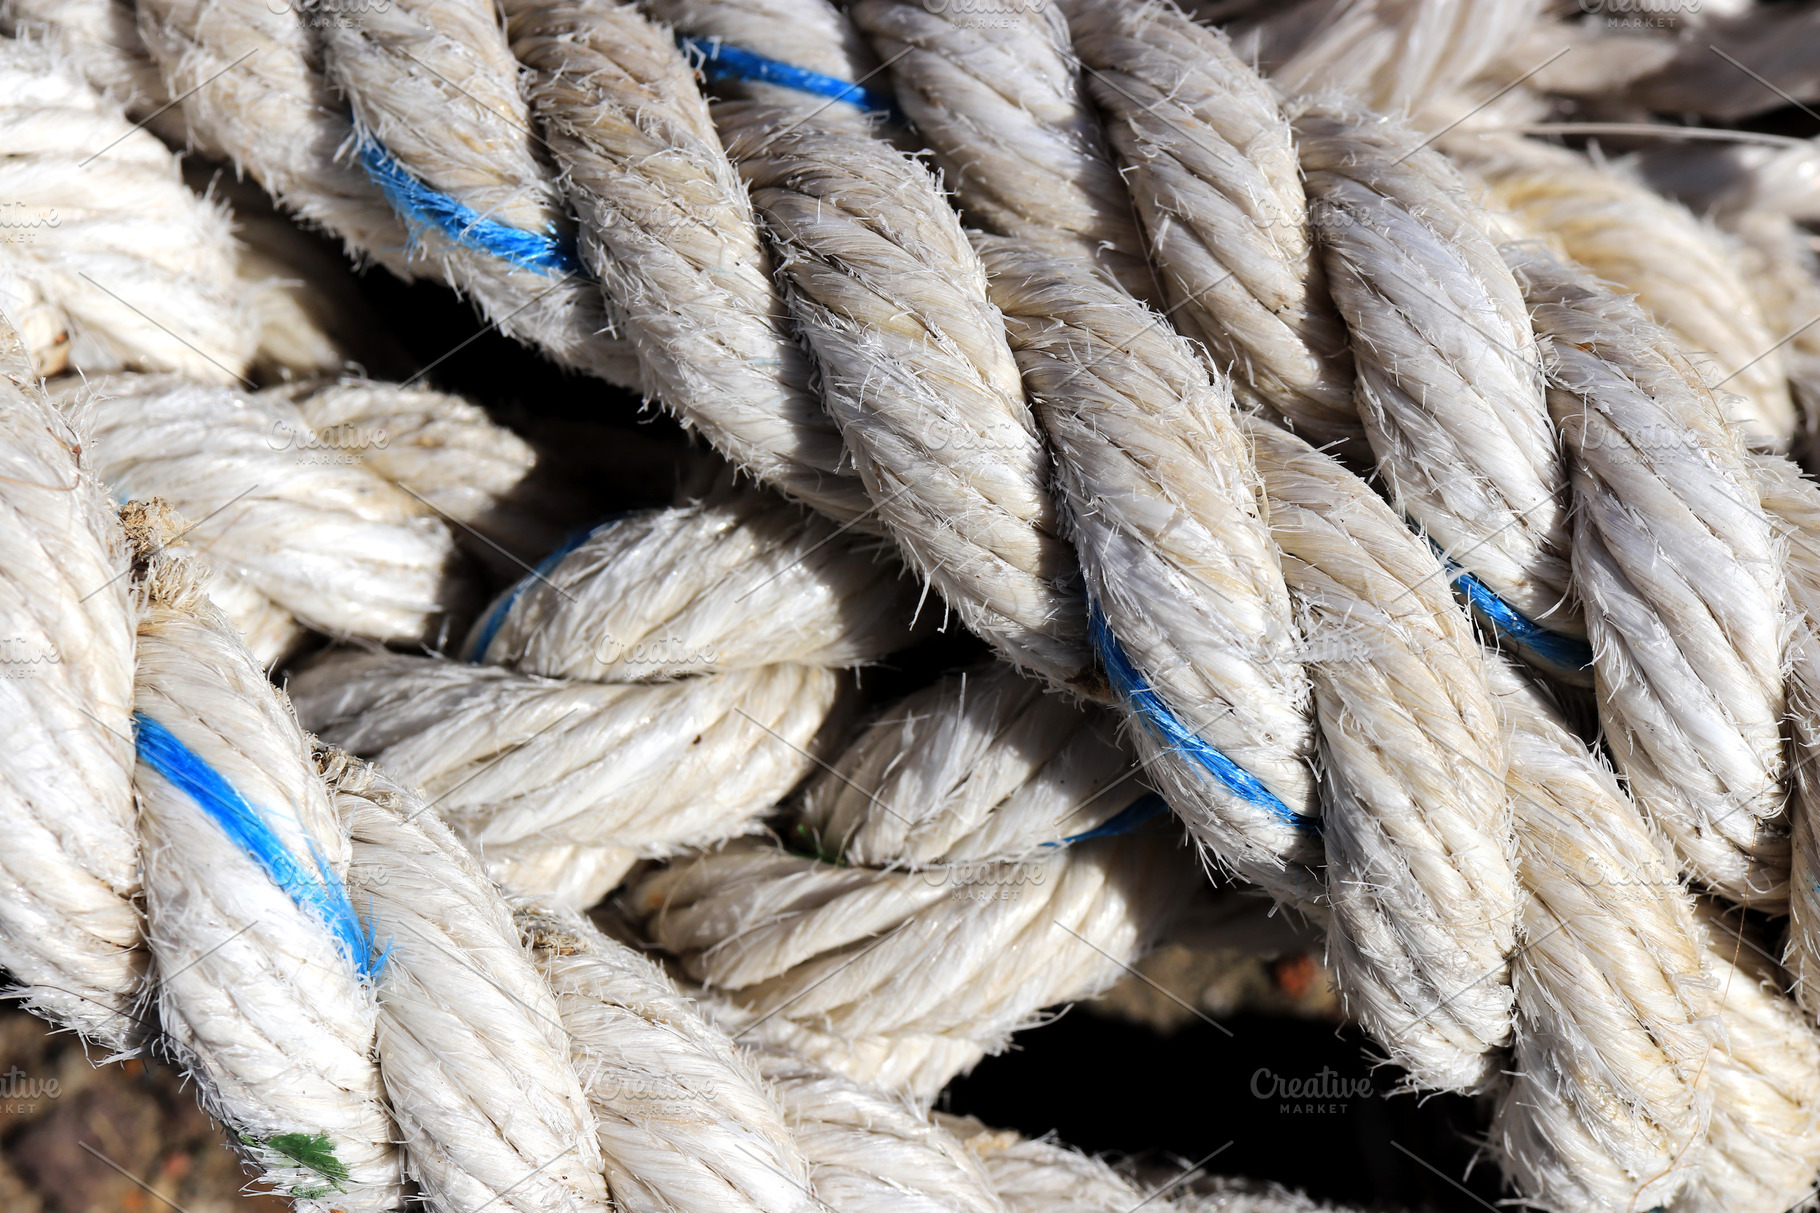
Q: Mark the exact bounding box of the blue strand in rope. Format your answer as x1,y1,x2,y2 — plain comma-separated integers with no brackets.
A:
1088,601,1312,831
464,520,619,664
1424,539,1594,673
133,714,383,980
357,138,582,278
1044,792,1170,848
678,37,898,116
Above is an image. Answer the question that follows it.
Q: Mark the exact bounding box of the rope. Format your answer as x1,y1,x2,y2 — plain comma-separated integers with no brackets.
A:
1064,0,1360,454
1293,104,1582,673
1472,138,1800,452
0,339,140,1052
131,514,403,1208
1230,0,1546,124
978,235,1321,903
0,38,254,381
60,373,475,662
1247,416,1519,1093
291,489,915,906
635,663,1195,1101
133,0,417,274
1487,653,1715,1213
504,0,868,523
18,8,1820,1210
319,0,637,383
849,0,1154,299
643,0,1093,690
328,753,611,1213
1507,241,1791,908
0,0,171,129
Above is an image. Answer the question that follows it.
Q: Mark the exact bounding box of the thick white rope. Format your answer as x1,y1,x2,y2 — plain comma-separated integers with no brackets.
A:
641,0,1092,689
17,14,1820,1202
133,0,417,274
130,513,403,1210
503,0,869,524
1507,241,1791,907
1063,0,1361,453
1246,416,1518,1094
1230,0,1545,125
293,652,844,908
0,0,173,132
1730,210,1820,460
633,663,1196,1102
978,236,1321,904
292,377,573,574
59,373,475,663
1679,905,1820,1213
515,904,826,1213
750,1048,1004,1213
465,487,922,679
318,0,638,383
1293,104,1580,661
0,38,254,381
1759,454,1820,1023
328,751,611,1213
847,0,1153,300
290,490,914,904
0,333,140,1052
1473,139,1799,452
1486,653,1715,1213
944,1114,1367,1213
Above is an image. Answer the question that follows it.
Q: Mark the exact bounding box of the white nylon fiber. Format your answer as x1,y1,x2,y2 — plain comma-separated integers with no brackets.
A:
1476,140,1798,451
1488,655,1714,1213
1507,242,1791,907
291,650,844,904
1235,0,1544,123
134,0,416,273
129,517,402,1210
0,333,141,1051
1065,0,1360,453
1677,906,1820,1213
1766,452,1820,1018
754,1049,1004,1213
979,236,1321,903
295,378,570,571
467,491,923,679
0,37,254,381
643,0,1092,689
327,752,611,1213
